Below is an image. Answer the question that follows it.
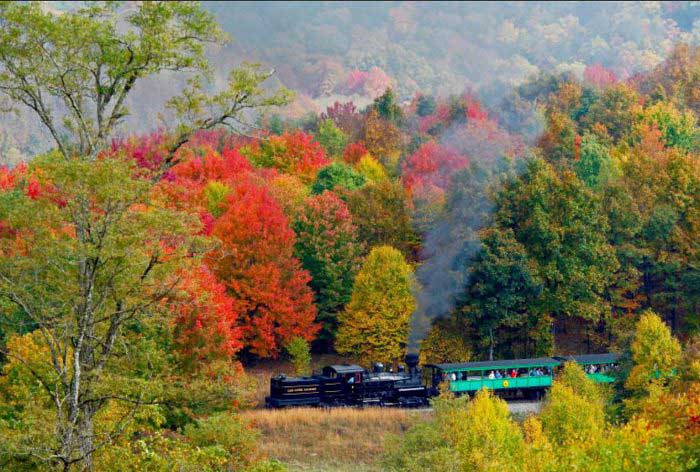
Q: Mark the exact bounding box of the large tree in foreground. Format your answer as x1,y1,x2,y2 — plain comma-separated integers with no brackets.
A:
0,1,291,161
0,154,202,470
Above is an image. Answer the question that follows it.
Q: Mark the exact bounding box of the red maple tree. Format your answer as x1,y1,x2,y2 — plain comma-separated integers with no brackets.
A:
208,179,319,357
174,265,244,366
402,141,469,198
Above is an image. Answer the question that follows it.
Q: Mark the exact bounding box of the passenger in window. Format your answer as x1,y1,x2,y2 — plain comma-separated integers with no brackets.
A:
488,371,495,379
495,370,503,379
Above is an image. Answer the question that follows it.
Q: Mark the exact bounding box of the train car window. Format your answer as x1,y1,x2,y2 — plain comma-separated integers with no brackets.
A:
466,371,482,380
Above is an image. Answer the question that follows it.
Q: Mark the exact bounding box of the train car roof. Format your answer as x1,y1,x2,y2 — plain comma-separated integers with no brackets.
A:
554,353,619,364
427,357,561,371
325,364,364,374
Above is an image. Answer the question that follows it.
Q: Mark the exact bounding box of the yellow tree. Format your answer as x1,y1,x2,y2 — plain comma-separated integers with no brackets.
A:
335,246,415,365
361,109,404,173
384,389,524,471
539,363,606,449
625,310,682,398
355,154,388,184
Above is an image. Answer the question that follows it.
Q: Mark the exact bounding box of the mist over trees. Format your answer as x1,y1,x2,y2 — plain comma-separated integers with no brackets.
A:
6,2,700,162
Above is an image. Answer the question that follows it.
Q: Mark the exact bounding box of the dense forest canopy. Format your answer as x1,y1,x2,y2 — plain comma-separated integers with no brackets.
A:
0,1,700,471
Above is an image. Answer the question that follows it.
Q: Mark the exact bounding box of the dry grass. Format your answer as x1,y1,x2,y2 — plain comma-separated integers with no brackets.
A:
243,407,429,472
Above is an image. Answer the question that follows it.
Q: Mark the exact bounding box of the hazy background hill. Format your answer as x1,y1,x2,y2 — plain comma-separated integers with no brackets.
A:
3,1,700,163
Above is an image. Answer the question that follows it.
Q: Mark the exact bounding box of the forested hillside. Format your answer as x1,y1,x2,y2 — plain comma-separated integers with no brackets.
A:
0,2,700,471
5,1,700,162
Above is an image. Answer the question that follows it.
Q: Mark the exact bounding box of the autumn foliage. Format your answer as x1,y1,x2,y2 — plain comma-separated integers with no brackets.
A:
208,177,318,357
401,141,468,198
246,130,329,183
342,141,369,165
174,265,243,366
156,143,320,358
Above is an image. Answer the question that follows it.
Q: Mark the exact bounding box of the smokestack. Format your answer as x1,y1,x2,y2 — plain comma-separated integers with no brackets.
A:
405,353,419,375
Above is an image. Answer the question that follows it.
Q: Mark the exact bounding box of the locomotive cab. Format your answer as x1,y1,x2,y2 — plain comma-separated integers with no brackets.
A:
320,364,364,405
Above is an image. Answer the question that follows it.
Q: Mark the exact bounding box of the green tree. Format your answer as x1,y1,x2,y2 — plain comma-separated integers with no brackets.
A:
372,88,404,124
311,162,365,194
0,154,202,470
465,228,543,359
416,94,437,117
293,192,363,348
285,337,311,377
496,157,618,352
315,119,348,157
581,84,639,143
0,2,290,161
0,353,276,472
574,133,618,190
335,246,415,365
637,101,700,152
616,126,700,332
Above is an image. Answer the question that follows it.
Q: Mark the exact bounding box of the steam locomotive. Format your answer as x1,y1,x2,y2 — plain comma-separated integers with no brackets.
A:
265,352,620,408
265,353,429,408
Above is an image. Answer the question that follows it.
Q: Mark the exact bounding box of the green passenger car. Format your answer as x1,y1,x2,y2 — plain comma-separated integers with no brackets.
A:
555,353,620,384
424,357,561,398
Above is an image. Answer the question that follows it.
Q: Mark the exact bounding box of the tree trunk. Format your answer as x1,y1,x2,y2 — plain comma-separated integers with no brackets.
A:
488,327,494,361
78,405,95,471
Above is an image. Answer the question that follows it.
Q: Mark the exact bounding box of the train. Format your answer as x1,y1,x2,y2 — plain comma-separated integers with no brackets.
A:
265,352,619,408
266,353,428,408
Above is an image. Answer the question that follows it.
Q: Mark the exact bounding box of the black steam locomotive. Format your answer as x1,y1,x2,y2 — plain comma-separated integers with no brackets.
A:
265,353,428,408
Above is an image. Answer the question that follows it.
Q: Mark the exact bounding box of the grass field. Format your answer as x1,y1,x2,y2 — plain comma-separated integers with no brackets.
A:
243,355,428,470
243,407,429,472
